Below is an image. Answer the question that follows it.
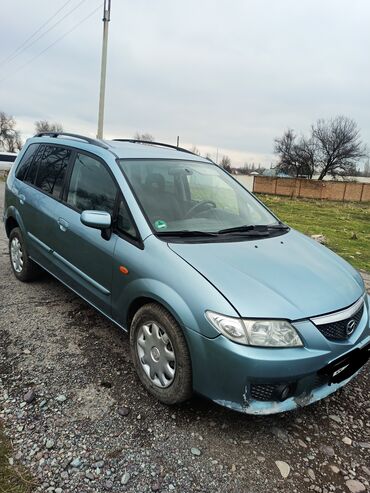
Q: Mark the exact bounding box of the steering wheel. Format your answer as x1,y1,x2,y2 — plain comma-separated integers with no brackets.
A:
185,200,217,218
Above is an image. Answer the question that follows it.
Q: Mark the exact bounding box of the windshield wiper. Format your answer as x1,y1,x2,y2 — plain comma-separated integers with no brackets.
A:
156,224,290,239
156,230,219,238
217,224,289,235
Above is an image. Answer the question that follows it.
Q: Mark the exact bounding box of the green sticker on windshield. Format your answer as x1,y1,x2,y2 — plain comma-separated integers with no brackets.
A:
154,219,167,230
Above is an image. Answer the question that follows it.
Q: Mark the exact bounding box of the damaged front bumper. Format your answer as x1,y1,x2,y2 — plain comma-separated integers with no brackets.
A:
215,370,361,415
184,301,370,414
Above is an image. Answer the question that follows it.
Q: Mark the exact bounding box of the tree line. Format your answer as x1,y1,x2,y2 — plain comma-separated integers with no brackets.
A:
274,116,368,180
1,112,368,178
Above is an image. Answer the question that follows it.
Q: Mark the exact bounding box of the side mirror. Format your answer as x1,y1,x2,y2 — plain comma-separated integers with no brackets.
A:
80,210,111,230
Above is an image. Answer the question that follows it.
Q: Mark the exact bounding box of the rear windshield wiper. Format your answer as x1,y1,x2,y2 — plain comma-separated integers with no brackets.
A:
217,224,289,235
156,230,219,238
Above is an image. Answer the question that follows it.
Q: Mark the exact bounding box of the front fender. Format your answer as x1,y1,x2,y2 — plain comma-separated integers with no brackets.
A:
115,277,221,338
112,235,239,338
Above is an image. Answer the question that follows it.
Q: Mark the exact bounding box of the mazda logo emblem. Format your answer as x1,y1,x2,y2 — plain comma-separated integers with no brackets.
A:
346,319,356,336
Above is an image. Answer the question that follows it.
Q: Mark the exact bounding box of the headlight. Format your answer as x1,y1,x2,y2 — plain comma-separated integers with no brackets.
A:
206,311,303,347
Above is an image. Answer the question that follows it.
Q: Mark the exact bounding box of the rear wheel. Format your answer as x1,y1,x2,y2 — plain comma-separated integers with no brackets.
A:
130,303,192,404
9,227,41,282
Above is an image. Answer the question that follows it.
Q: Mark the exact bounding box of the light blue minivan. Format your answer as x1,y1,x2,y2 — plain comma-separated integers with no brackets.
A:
3,133,369,414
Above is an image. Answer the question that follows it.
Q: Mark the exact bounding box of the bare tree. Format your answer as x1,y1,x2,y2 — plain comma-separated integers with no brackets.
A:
274,116,367,180
220,155,232,172
274,129,315,178
0,112,22,152
134,132,154,142
35,120,63,134
312,116,367,180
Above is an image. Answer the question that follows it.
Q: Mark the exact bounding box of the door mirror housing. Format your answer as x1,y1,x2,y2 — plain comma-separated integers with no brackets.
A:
80,210,112,230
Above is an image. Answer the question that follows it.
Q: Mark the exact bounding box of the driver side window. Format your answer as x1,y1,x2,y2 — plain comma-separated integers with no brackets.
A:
66,153,117,214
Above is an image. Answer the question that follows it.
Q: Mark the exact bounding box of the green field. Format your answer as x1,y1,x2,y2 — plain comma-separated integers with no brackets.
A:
257,194,370,272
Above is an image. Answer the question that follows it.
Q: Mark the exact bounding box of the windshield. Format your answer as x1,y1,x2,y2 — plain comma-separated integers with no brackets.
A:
118,159,279,236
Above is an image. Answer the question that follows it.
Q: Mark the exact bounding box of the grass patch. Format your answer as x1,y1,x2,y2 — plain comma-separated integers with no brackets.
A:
257,194,370,271
0,422,36,493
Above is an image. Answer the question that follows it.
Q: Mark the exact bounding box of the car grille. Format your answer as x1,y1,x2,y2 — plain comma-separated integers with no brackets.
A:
315,305,364,341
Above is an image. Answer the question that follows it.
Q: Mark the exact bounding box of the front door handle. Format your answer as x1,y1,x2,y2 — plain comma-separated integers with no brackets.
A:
19,194,25,205
57,218,69,232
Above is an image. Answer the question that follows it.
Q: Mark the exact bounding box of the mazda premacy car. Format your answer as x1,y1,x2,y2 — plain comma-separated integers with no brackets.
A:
3,133,370,414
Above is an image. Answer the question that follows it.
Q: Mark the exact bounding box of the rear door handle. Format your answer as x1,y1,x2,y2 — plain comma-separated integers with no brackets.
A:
19,194,25,205
57,218,69,232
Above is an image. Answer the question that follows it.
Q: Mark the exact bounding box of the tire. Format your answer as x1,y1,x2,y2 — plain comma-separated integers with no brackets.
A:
130,303,193,405
9,227,42,282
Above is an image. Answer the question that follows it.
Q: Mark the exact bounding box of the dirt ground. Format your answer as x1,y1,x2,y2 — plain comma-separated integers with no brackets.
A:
0,182,369,493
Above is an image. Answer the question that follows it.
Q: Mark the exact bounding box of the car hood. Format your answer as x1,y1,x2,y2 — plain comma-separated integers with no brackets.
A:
168,229,364,320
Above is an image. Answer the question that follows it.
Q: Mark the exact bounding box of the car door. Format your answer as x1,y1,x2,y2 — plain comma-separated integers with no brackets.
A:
15,144,73,272
54,151,118,315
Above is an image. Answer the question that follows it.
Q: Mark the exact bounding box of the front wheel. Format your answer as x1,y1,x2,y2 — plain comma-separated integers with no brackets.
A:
130,303,192,405
9,227,42,282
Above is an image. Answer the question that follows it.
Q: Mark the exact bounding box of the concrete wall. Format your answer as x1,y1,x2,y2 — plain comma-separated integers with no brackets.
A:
252,176,370,202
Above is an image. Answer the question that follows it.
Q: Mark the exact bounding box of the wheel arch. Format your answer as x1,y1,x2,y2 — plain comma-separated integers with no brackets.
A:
4,206,26,238
127,296,157,330
5,216,19,237
126,293,195,335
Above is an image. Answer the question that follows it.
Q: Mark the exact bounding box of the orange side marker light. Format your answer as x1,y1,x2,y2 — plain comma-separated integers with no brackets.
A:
119,265,129,275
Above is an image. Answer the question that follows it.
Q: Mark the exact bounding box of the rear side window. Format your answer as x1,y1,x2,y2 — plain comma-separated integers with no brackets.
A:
66,153,117,214
15,144,39,181
34,145,71,198
24,146,44,185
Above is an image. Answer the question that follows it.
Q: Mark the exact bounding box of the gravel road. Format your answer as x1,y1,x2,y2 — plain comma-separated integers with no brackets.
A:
0,181,369,493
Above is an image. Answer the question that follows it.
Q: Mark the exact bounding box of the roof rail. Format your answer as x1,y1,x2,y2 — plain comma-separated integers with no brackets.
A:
34,132,109,150
112,139,198,156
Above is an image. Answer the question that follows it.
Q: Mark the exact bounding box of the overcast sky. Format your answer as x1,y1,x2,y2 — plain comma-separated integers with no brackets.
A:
1,0,369,167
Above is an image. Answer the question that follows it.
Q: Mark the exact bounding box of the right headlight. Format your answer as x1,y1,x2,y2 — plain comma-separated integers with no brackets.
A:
206,311,303,347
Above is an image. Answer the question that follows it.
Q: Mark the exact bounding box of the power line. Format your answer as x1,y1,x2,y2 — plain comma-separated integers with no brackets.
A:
0,0,75,65
0,0,90,69
0,4,102,84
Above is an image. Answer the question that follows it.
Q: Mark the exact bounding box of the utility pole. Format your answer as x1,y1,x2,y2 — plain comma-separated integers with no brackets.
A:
97,0,111,139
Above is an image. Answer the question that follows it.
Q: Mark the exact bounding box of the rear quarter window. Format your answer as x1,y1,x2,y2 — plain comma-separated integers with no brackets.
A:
15,144,39,181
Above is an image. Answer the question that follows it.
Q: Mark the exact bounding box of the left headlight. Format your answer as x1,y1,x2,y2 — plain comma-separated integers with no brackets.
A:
205,311,303,347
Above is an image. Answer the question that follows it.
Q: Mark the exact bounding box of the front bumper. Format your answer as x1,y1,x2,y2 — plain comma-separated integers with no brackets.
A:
184,295,370,414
